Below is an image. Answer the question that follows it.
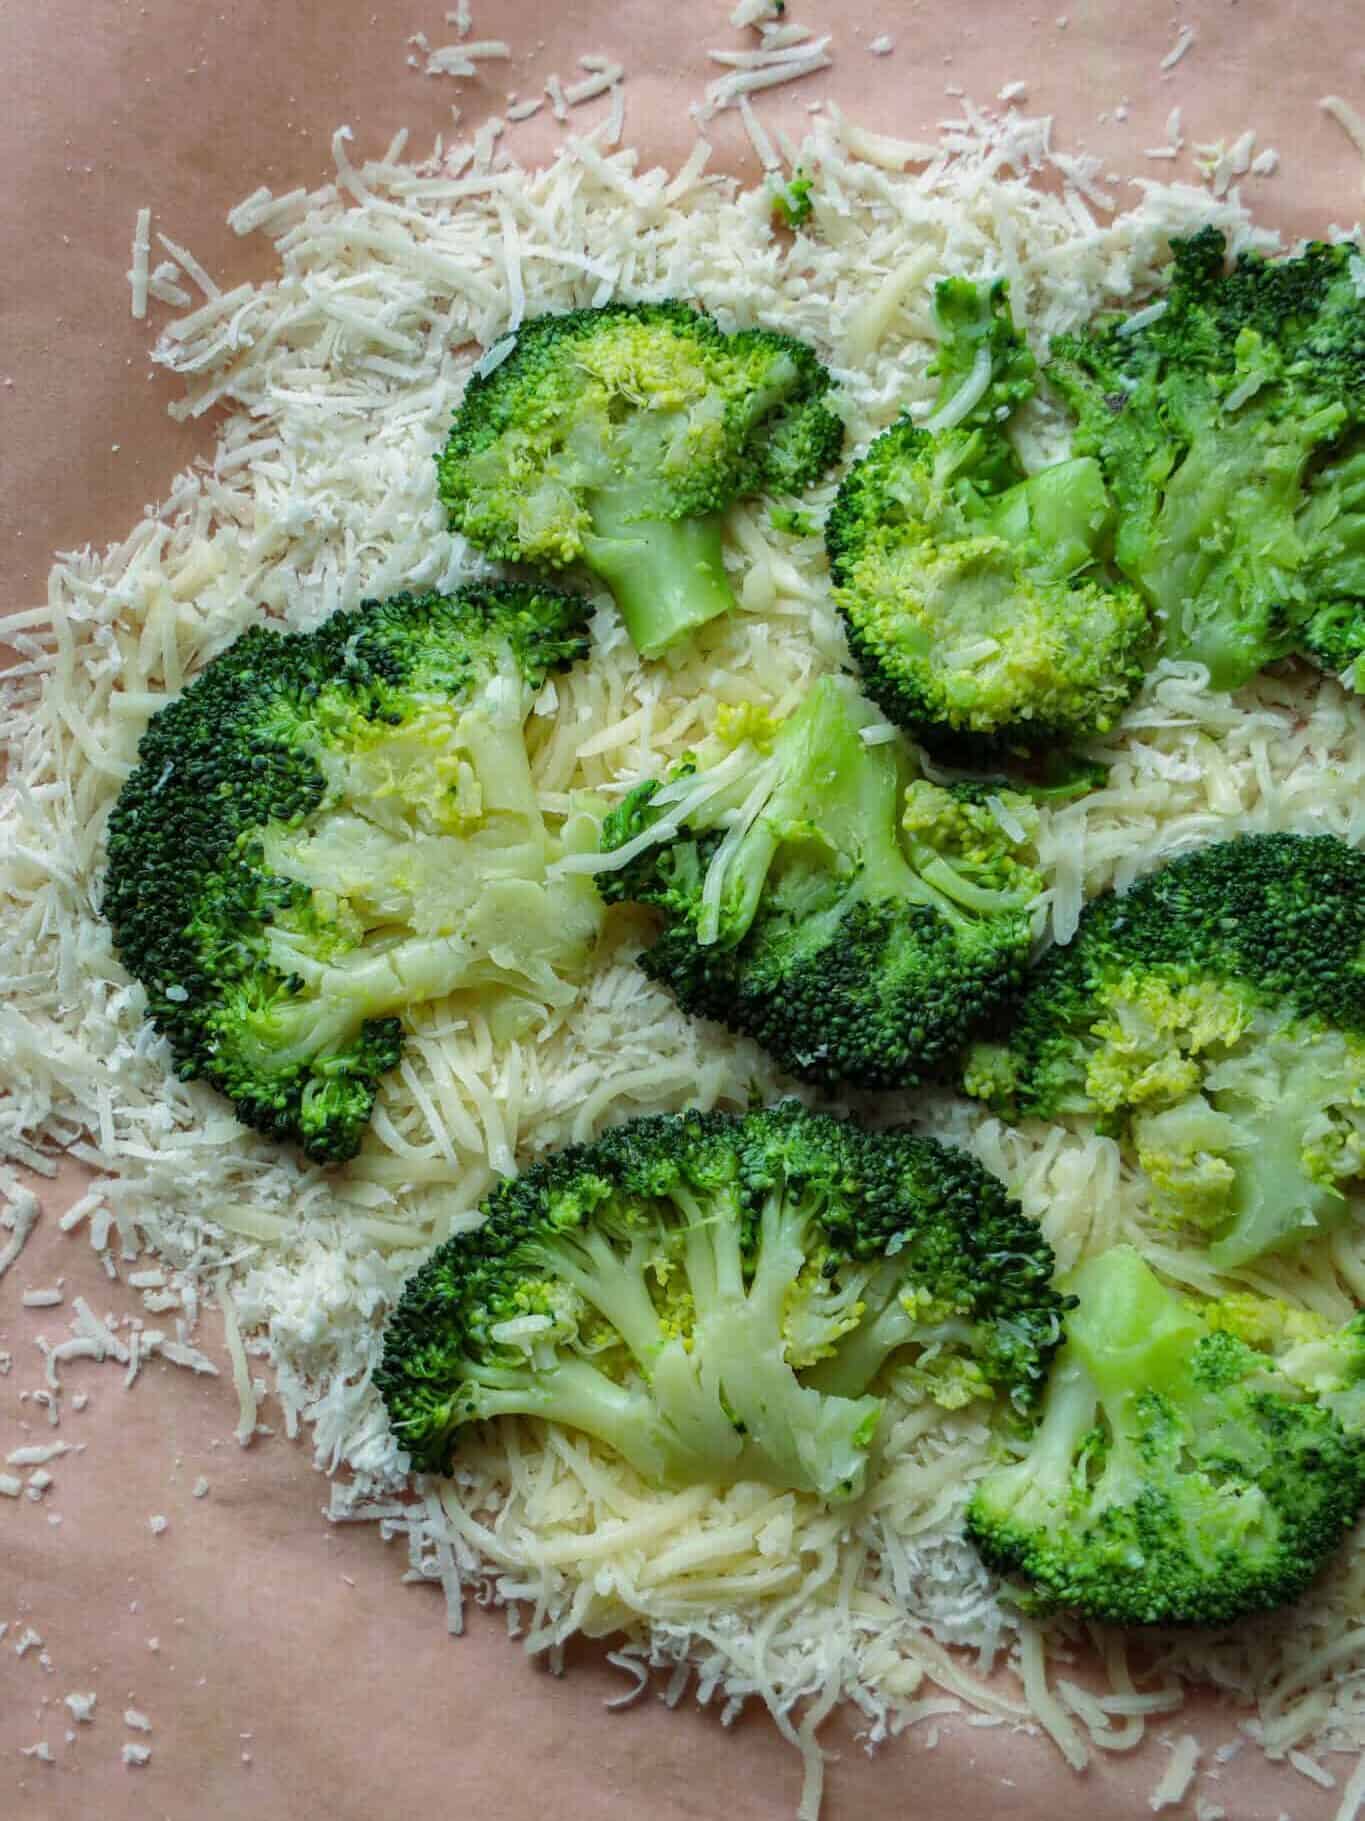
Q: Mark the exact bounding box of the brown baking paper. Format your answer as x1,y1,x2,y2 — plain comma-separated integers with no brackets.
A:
3,3,1364,1817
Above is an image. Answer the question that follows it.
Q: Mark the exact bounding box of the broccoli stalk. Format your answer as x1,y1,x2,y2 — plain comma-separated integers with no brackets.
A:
377,1104,1070,1499
968,832,1365,1268
825,277,1151,755
579,501,736,661
438,302,844,658
583,674,1042,1089
1049,228,1365,691
966,1246,1365,1626
103,585,602,1162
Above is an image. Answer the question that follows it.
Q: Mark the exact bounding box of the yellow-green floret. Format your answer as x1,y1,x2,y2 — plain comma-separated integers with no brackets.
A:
437,301,843,658
103,584,602,1162
965,1245,1365,1626
377,1103,1070,1499
826,276,1151,755
967,831,1365,1268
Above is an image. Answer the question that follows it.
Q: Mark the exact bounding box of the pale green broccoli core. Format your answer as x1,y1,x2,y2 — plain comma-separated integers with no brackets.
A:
581,504,735,660
448,1175,1003,1501
457,1185,886,1498
1084,974,1365,1267
233,671,600,1069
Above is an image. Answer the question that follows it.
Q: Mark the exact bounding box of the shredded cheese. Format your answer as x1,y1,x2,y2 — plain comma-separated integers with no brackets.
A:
5,71,1365,1818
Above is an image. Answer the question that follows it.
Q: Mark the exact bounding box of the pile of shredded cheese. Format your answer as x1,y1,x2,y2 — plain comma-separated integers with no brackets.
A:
5,51,1365,1821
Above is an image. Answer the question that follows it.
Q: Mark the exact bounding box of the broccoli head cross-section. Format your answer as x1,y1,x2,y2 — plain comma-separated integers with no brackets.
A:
826,276,1152,756
967,831,1365,1268
966,1245,1365,1626
582,673,1042,1089
103,584,602,1163
377,1103,1070,1500
437,301,844,659
1048,228,1365,692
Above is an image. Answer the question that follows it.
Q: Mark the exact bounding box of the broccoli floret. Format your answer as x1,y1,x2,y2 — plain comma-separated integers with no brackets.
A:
968,831,1365,1268
770,503,819,537
1048,228,1365,692
437,302,843,659
103,584,602,1163
770,168,814,231
588,674,1042,1088
965,1245,1365,1626
1298,440,1365,681
826,277,1152,755
376,1102,1069,1498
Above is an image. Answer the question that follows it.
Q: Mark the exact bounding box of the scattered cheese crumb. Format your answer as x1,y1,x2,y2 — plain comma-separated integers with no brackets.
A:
64,1692,96,1724
124,1709,152,1733
15,1627,43,1657
1287,1747,1336,1790
1160,25,1197,71
122,1742,152,1767
128,207,151,320
1150,1734,1200,1810
7,1441,73,1466
21,1287,64,1307
20,1742,55,1764
0,1474,23,1498
1321,95,1365,190
868,35,894,56
192,1476,210,1498
148,1514,169,1535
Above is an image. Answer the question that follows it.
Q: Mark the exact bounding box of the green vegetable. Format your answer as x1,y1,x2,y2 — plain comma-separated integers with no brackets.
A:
769,503,818,537
826,276,1151,755
103,585,602,1163
966,831,1365,1268
770,169,814,231
591,673,1042,1088
1049,228,1365,691
437,302,843,658
966,1245,1365,1625
377,1102,1070,1498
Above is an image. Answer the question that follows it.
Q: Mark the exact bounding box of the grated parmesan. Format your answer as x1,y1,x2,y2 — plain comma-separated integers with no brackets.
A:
4,73,1365,1819
128,208,151,320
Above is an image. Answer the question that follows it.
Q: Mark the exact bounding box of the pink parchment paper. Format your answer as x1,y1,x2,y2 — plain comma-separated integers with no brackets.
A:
3,4,1364,1816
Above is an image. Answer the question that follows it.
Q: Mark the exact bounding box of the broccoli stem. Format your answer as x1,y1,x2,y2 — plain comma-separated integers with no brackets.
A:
1210,1072,1344,1268
582,507,736,658
527,1183,882,1497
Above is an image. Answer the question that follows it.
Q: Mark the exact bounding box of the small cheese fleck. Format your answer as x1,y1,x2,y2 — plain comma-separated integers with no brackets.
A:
148,1514,169,1535
65,1692,97,1724
122,1742,152,1767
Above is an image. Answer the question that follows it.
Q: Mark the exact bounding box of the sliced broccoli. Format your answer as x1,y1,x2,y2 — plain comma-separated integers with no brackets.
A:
967,832,1365,1268
770,168,814,231
826,276,1151,755
585,673,1042,1088
1049,228,1365,691
437,302,843,659
103,585,602,1163
966,1245,1365,1626
376,1103,1070,1498
1298,439,1365,681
